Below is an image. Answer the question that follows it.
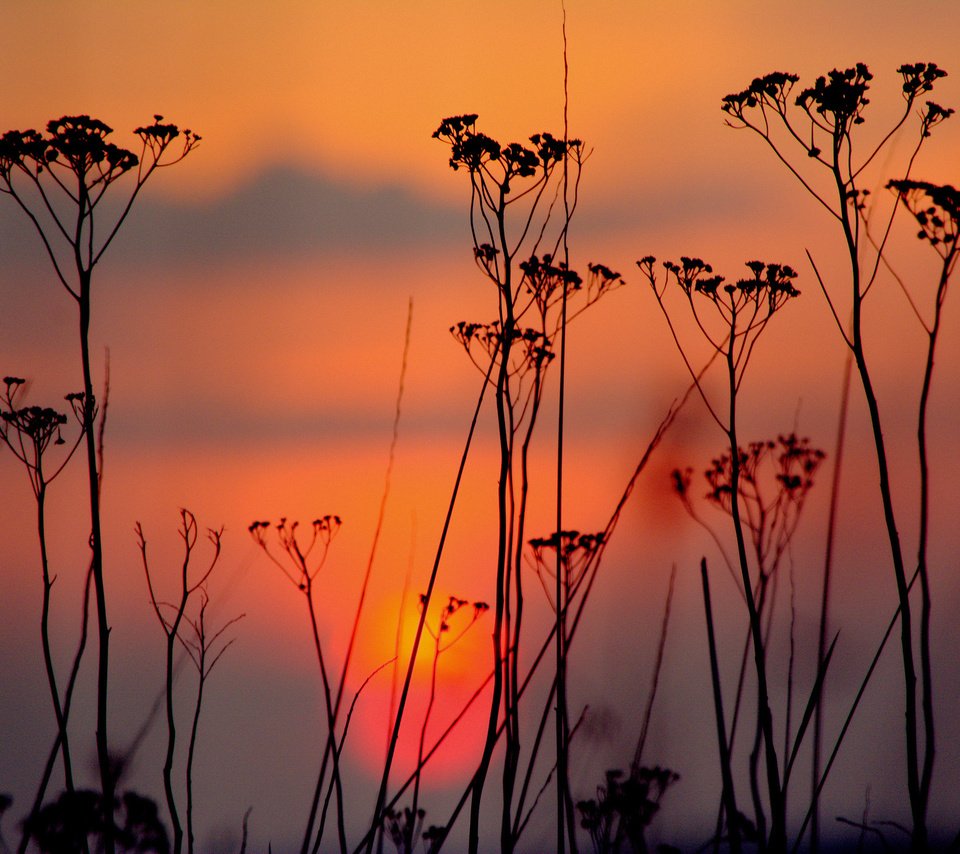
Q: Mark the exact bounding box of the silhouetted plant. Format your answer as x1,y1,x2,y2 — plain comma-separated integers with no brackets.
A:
682,433,825,653
640,256,801,852
526,532,678,854
435,112,623,854
10,45,959,854
0,115,198,853
527,530,605,614
673,433,828,849
576,766,678,854
388,596,488,854
382,807,426,854
137,509,239,854
178,589,243,854
249,515,348,854
723,62,953,851
1,377,85,806
521,525,606,847
21,789,169,854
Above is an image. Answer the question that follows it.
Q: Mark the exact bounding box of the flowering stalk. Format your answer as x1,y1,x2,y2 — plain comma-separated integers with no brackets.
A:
641,256,800,851
400,596,488,853
137,509,225,854
0,116,199,852
1,378,84,806
722,63,952,850
435,113,626,853
674,433,826,843
250,516,348,854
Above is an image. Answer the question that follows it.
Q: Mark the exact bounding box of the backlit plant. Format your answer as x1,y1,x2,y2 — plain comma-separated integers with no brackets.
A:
723,61,953,851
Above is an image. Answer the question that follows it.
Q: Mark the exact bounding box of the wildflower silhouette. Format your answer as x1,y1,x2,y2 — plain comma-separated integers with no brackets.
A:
700,434,825,584
433,113,623,854
576,765,679,854
397,595,488,854
673,433,826,844
640,256,799,852
527,530,605,614
137,509,237,854
249,516,348,853
0,115,199,853
1,377,85,816
723,61,953,850
382,806,427,854
21,789,170,854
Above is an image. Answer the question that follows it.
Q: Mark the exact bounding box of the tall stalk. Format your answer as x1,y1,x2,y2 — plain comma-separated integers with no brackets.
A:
555,7,577,850
722,63,952,848
138,510,224,854
641,256,800,851
0,116,199,850
1,380,84,801
888,178,959,827
434,113,607,852
700,558,742,854
249,517,348,853
811,349,851,854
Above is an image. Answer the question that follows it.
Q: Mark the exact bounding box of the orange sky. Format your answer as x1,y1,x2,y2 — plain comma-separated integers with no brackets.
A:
2,2,960,851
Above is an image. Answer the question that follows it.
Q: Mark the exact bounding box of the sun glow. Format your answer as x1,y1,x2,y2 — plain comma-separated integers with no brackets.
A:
348,594,492,785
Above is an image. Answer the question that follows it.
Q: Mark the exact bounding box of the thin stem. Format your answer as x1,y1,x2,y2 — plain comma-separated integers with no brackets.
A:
701,559,741,854
363,358,492,854
811,347,852,854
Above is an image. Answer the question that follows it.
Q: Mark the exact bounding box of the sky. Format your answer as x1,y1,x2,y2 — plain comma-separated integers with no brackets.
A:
1,2,959,852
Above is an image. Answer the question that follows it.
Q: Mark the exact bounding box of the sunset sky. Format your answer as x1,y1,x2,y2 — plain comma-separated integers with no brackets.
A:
2,2,959,851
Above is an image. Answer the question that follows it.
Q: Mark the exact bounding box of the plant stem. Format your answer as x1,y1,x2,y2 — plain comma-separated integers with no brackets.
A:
725,330,784,852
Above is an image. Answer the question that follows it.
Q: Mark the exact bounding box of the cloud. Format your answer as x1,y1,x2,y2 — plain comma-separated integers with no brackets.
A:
0,159,769,278
0,164,468,271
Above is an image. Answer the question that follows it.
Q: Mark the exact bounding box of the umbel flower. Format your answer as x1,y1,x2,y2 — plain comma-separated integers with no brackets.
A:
528,529,605,611
888,179,960,251
432,113,580,189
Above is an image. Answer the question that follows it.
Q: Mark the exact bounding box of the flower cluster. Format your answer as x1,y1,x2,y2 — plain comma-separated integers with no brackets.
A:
659,256,723,298
897,62,948,100
249,515,341,547
673,434,825,584
774,432,826,496
1,376,86,447
0,116,139,184
577,766,679,852
528,529,605,611
721,70,800,118
520,254,583,310
642,257,799,312
704,434,824,511
383,805,444,854
0,114,199,189
450,320,554,375
249,515,342,589
796,63,873,127
698,433,825,573
1,403,67,447
418,594,489,646
0,129,51,179
920,101,954,138
1,376,87,495
432,114,579,190
723,62,949,147
888,179,959,251
47,115,139,175
1,376,68,452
